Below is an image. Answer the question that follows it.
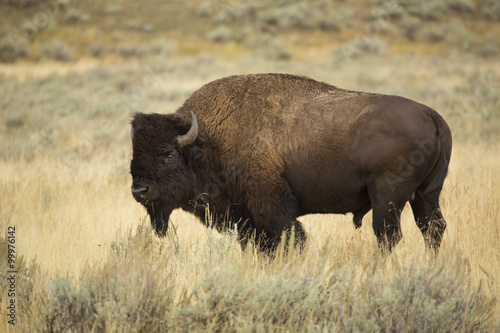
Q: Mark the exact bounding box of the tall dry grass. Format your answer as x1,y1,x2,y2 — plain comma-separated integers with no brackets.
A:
3,141,498,282
1,141,498,331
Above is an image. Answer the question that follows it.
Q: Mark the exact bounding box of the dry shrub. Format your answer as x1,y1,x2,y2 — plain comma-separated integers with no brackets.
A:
40,223,177,332
27,223,498,332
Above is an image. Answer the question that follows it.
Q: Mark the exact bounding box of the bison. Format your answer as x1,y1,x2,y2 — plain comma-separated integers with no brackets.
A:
130,73,452,254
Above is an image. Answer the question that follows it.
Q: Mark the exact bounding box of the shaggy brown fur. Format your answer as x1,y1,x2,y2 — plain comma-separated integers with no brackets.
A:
130,73,452,253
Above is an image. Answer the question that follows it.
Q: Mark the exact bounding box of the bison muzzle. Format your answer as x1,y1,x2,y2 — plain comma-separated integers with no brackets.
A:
130,73,452,254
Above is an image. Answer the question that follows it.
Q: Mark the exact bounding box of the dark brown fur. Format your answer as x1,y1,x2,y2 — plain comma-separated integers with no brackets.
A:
130,73,452,253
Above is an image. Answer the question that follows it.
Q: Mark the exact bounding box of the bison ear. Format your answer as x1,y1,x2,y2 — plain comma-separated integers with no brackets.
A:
184,144,208,171
130,125,135,140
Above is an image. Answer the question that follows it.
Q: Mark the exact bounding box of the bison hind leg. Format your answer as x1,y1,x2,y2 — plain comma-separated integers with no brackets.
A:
410,153,449,254
236,216,307,256
410,192,446,254
367,181,407,252
371,201,405,253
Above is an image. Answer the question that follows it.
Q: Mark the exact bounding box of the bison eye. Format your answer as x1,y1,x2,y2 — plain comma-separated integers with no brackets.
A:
157,150,177,165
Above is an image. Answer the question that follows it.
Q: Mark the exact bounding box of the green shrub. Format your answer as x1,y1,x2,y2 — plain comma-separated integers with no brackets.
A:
333,36,387,62
258,3,307,29
213,3,260,23
315,12,341,32
207,25,235,42
114,44,145,58
481,0,500,20
5,115,28,129
245,34,291,60
400,14,422,41
454,32,500,58
206,1,343,33
195,1,214,17
418,23,446,43
407,1,448,20
41,40,73,62
21,21,37,37
447,0,476,13
475,33,500,58
64,8,87,24
103,4,122,16
148,40,176,56
3,0,40,8
0,37,29,62
57,0,70,8
88,41,104,57
443,21,475,52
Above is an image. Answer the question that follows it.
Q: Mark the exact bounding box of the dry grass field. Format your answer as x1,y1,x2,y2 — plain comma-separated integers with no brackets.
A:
1,0,500,331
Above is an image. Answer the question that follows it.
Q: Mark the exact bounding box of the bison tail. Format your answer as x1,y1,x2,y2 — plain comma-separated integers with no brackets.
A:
430,110,452,164
419,111,452,196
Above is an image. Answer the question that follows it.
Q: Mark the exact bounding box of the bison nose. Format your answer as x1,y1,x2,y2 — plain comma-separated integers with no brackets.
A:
131,183,150,199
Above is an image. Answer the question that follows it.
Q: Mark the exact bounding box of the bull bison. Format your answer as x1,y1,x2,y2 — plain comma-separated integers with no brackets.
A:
130,73,452,254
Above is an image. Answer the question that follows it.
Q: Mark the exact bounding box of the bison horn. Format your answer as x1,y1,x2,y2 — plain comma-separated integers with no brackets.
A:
176,111,198,148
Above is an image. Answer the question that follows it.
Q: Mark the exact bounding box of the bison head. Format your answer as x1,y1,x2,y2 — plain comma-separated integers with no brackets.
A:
130,112,199,236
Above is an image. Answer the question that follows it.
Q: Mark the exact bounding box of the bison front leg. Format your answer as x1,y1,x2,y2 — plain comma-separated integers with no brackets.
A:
252,219,307,255
353,205,371,229
245,184,307,254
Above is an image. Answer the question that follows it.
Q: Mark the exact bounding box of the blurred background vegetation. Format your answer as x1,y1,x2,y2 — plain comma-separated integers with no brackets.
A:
1,0,499,145
1,0,500,62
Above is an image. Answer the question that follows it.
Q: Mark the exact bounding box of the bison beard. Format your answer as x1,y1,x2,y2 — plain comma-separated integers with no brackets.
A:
129,73,452,255
146,202,172,237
